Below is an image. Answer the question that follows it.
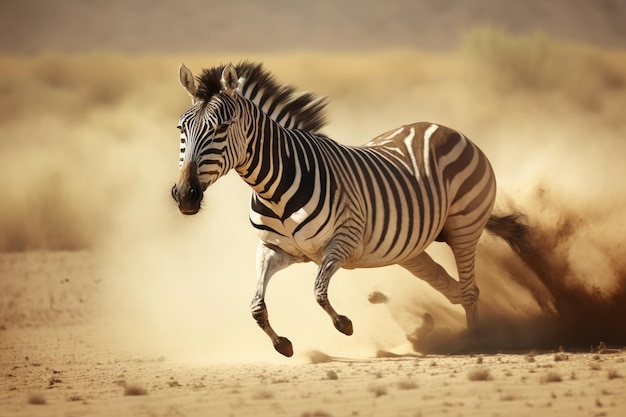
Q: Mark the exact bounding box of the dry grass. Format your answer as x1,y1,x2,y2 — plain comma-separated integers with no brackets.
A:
2,33,625,252
368,384,388,397
167,379,182,387
500,393,518,401
462,26,626,109
467,367,493,381
608,369,623,380
325,370,338,380
252,389,274,400
396,379,419,390
540,372,563,384
590,363,602,371
271,377,290,384
67,394,83,402
124,384,148,396
27,393,47,405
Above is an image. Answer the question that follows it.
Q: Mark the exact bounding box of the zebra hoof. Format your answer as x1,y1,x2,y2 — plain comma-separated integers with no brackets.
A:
334,315,353,336
273,337,293,357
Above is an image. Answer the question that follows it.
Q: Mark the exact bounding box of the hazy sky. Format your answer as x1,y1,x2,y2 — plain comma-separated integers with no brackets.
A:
1,0,625,53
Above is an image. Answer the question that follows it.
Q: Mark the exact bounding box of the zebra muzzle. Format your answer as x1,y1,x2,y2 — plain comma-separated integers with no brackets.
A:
177,185,203,215
173,162,203,215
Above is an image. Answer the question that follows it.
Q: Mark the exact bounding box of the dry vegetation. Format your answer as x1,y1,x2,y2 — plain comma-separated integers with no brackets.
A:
123,383,148,396
395,378,418,390
467,367,493,381
252,389,274,400
540,371,563,384
368,383,388,397
462,28,626,107
26,393,46,405
1,28,625,253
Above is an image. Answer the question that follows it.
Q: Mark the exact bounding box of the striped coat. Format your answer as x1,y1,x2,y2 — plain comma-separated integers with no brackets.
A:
172,62,530,357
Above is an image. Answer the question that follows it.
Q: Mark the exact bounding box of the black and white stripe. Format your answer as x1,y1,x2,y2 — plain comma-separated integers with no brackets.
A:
173,62,527,357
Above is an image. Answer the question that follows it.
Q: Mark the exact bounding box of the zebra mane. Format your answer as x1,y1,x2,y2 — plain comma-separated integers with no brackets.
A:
195,61,328,133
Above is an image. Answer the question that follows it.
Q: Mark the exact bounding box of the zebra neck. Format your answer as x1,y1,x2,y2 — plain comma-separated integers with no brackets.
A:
235,105,320,207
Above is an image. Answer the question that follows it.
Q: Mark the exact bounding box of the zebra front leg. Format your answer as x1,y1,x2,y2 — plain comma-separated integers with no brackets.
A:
251,243,300,357
314,257,353,336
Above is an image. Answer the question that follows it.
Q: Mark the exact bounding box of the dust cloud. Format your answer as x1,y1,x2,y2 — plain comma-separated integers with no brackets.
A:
2,29,625,360
371,32,626,352
383,178,626,355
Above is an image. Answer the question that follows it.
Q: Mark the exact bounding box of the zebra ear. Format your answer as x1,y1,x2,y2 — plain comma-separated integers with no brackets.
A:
221,63,239,97
179,63,197,99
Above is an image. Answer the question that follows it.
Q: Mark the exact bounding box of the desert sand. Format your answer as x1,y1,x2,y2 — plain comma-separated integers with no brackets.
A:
1,252,625,417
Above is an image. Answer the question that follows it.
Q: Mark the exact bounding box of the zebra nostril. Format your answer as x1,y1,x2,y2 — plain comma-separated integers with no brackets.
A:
171,184,178,203
188,185,202,204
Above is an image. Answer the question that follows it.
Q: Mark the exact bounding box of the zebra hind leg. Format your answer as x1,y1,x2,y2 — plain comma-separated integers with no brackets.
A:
399,252,462,305
252,243,301,357
448,242,480,331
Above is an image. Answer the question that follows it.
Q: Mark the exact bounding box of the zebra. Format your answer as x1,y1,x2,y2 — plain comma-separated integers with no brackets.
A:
171,61,531,357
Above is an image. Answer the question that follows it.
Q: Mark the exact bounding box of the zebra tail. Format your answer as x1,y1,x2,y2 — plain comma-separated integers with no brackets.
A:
485,212,535,257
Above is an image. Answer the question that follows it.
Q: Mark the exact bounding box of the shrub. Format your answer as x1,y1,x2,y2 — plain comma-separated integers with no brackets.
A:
27,393,46,405
608,369,623,380
540,372,562,383
252,389,274,400
462,27,626,109
396,379,418,390
468,367,492,381
124,384,148,396
368,384,388,397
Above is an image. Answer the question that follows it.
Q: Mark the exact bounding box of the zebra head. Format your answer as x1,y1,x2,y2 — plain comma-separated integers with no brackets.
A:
171,63,243,215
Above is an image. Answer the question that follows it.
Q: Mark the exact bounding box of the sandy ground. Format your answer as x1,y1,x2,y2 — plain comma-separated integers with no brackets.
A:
1,251,625,417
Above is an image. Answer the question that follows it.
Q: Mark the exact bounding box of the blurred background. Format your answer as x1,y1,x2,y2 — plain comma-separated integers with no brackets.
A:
2,0,626,52
1,0,625,360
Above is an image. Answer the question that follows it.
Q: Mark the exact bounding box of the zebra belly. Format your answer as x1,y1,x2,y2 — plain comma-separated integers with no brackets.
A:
251,192,444,268
255,227,433,269
254,212,439,268
342,235,435,269
251,211,335,263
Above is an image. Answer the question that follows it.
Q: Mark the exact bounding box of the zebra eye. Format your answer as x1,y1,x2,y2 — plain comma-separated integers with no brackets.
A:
215,124,229,133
